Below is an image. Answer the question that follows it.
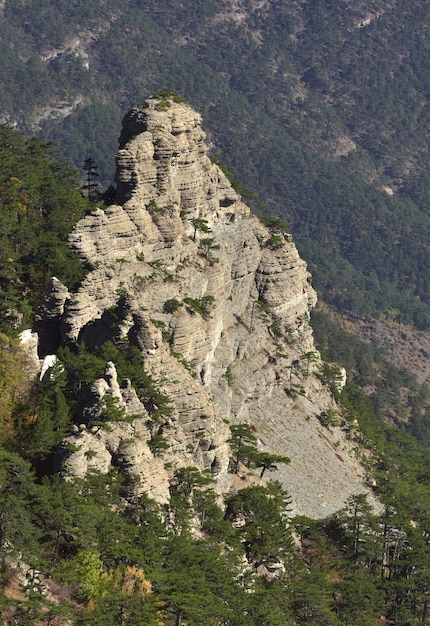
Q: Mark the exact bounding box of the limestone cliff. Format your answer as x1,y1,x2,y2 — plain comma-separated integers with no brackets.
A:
41,94,378,517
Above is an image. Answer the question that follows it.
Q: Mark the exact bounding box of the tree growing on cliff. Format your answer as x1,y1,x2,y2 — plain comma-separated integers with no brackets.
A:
255,452,291,479
228,423,258,473
199,237,220,264
190,217,211,241
81,156,100,202
228,424,290,478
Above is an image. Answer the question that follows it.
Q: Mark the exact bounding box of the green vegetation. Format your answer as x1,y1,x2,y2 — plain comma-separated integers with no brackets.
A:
163,298,183,314
146,434,170,456
259,215,289,232
3,384,430,626
265,234,285,250
199,237,220,263
183,295,215,320
311,309,430,438
153,88,187,106
227,423,290,478
0,127,91,331
223,364,233,386
163,294,215,320
228,423,258,473
1,0,428,329
81,156,100,201
190,217,211,241
1,10,430,620
317,407,339,429
56,339,174,427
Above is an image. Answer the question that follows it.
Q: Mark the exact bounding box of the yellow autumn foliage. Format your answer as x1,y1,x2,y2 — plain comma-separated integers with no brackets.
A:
117,564,153,596
0,333,30,446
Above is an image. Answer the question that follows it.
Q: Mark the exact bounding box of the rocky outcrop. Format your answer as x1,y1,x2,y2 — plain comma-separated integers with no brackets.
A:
42,95,378,516
34,277,70,357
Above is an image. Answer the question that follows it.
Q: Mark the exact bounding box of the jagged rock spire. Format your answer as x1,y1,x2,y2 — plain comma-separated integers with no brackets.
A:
50,95,379,516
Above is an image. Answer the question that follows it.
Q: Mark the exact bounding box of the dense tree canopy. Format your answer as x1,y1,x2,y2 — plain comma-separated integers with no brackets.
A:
1,5,430,618
0,126,91,331
1,1,430,327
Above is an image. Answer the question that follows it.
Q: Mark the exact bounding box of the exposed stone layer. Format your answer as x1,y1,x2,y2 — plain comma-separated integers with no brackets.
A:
34,277,71,357
45,96,378,516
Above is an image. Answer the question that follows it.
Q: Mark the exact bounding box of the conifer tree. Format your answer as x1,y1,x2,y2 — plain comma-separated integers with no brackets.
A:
228,423,258,473
82,156,100,202
225,483,293,568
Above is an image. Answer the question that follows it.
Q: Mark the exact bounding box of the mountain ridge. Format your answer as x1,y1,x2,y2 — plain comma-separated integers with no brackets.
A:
3,92,430,626
3,0,430,330
31,95,380,517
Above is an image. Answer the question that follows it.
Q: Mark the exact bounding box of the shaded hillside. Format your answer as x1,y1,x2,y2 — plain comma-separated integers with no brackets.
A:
1,99,430,625
1,0,430,328
0,126,91,332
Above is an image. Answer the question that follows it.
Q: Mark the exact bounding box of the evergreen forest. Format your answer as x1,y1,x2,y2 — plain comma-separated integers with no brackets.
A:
1,1,430,624
2,0,430,327
0,96,429,626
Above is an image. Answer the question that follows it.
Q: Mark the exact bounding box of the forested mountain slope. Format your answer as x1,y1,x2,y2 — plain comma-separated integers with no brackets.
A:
1,92,430,626
2,0,430,329
2,2,430,621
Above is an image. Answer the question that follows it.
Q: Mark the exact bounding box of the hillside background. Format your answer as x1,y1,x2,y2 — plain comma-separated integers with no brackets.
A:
2,0,430,330
3,0,430,441
1,2,430,624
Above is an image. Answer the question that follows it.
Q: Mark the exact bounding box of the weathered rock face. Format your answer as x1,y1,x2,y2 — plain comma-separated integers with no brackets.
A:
48,95,378,516
34,277,71,357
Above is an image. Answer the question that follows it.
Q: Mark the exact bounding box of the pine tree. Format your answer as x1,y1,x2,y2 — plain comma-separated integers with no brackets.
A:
225,483,293,568
228,423,258,473
190,217,211,241
0,450,41,564
81,156,100,202
255,451,291,478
